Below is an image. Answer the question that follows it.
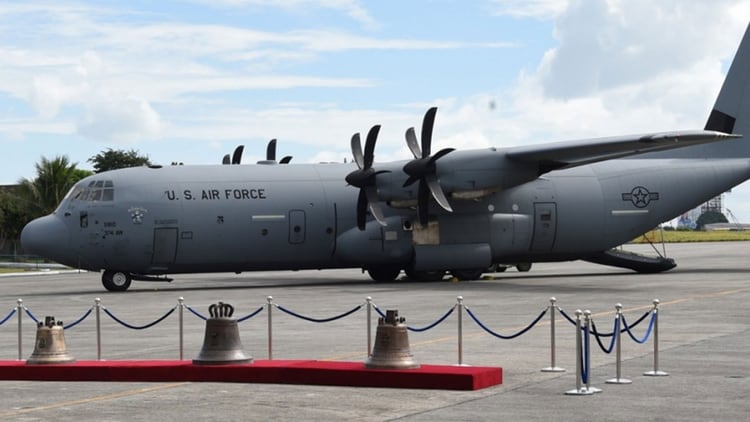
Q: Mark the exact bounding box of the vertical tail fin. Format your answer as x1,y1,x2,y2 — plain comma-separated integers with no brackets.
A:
657,23,750,158
704,24,750,139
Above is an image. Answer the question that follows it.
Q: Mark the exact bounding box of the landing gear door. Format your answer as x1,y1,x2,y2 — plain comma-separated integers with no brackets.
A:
531,202,557,252
152,227,178,265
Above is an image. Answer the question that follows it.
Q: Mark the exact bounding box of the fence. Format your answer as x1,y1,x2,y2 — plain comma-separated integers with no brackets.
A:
1,295,667,393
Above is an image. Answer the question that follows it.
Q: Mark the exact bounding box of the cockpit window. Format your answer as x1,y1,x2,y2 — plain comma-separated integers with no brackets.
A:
70,180,115,203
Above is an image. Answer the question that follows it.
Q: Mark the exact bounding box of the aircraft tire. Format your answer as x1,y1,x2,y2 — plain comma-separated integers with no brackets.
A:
405,268,445,282
450,269,484,281
102,270,132,292
367,267,401,282
516,263,532,272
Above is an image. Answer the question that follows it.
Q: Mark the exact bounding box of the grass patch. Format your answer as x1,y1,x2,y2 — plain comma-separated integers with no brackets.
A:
633,229,750,243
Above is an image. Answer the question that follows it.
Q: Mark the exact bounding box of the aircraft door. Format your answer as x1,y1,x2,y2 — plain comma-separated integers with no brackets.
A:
531,202,557,252
152,227,178,265
288,210,305,244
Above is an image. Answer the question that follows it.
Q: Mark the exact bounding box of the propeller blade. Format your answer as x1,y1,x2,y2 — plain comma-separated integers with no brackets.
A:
351,133,364,169
363,125,380,169
266,139,277,161
280,156,293,164
428,147,455,165
425,173,453,212
420,107,437,157
364,186,387,226
405,127,422,159
356,189,368,230
222,154,231,165
417,179,430,226
231,145,244,165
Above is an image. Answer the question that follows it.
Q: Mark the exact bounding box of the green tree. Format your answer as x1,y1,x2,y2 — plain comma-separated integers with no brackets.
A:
16,156,91,217
88,148,151,173
0,188,31,253
695,210,729,230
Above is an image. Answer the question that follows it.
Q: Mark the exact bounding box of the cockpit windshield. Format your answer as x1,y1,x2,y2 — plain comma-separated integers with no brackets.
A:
61,180,115,208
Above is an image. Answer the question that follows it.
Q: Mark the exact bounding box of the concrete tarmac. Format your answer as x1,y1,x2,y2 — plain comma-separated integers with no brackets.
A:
0,242,747,421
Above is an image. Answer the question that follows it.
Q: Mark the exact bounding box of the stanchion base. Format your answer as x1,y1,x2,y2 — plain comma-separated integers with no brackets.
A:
565,387,598,395
606,377,632,384
541,366,566,373
643,370,669,377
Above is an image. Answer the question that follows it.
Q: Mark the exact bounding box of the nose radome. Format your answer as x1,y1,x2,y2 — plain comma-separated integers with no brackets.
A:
21,215,69,263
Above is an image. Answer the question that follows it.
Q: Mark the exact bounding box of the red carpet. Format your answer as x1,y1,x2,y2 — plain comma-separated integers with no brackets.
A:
0,360,502,390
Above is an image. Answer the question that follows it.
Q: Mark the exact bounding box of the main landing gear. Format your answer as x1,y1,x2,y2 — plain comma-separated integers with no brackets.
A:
102,270,132,292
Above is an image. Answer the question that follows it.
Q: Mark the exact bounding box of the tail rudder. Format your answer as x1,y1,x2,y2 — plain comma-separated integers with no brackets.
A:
656,23,750,158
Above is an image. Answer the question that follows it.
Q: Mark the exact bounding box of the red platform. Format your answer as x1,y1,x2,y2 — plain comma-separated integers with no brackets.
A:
0,360,502,390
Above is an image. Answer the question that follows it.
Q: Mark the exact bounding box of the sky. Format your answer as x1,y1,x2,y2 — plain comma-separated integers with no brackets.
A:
2,0,750,223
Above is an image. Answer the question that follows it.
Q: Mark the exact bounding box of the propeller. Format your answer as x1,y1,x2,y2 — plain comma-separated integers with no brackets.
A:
266,139,293,164
231,145,244,165
222,154,231,165
345,125,390,230
402,107,454,226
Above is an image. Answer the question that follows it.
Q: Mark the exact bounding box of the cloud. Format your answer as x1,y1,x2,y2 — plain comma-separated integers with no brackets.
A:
77,97,162,143
490,0,570,19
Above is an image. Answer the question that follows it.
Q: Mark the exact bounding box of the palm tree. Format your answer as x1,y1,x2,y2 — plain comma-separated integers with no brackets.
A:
16,156,91,217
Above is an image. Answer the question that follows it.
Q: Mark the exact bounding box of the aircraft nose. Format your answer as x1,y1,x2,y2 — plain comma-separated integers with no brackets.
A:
21,215,69,262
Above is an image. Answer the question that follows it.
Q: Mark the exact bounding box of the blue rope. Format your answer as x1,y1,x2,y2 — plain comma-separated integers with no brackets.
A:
0,308,16,326
582,323,590,383
186,305,208,321
407,307,455,332
591,317,619,354
237,306,264,322
371,304,455,332
558,307,577,325
24,307,39,324
63,307,94,329
103,306,176,330
373,305,386,318
622,311,656,344
275,303,362,323
465,307,547,339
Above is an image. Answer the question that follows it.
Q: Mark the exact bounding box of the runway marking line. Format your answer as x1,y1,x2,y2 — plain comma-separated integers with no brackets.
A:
0,382,187,417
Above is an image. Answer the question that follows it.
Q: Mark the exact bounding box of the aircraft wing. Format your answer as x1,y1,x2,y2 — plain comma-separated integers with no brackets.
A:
505,130,740,173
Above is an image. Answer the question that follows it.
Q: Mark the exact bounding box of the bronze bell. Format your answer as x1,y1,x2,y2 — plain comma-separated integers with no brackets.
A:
365,309,419,369
27,316,76,365
193,302,253,365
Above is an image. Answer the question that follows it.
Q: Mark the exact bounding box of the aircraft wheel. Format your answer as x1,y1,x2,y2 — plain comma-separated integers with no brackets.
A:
102,270,132,292
405,268,445,282
450,269,484,281
516,263,532,272
367,267,401,282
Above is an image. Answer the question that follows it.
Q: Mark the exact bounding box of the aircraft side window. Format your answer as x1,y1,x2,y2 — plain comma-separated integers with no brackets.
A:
102,188,114,201
95,180,104,188
90,189,102,201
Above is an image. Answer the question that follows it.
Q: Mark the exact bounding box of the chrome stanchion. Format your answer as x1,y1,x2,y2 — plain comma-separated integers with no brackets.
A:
457,296,464,366
644,299,669,376
606,303,632,384
366,296,372,357
565,309,593,395
542,297,565,372
583,310,602,393
178,297,185,360
266,296,273,360
95,298,102,360
16,299,23,361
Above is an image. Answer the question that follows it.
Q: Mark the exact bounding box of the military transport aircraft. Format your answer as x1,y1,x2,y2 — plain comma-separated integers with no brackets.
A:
21,24,750,291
